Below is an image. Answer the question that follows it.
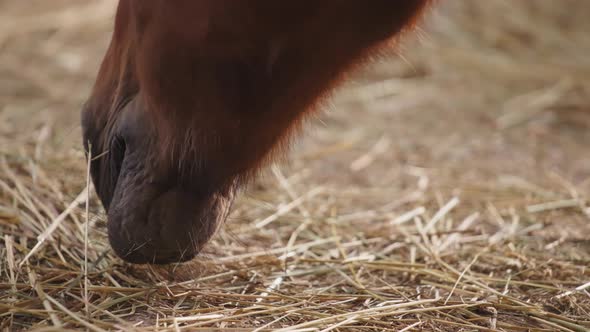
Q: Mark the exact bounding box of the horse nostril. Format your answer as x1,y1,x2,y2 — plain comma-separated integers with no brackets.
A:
110,135,126,180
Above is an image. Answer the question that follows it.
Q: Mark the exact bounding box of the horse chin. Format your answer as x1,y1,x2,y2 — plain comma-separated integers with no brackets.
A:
106,180,237,265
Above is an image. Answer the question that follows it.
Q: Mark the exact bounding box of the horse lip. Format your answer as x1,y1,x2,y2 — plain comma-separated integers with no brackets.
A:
106,179,237,264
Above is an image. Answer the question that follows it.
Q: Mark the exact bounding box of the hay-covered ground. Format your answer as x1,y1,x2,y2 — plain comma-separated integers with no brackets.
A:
1,1,590,331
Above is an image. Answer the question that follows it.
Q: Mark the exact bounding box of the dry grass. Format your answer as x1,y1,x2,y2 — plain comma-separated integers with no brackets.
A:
1,1,590,331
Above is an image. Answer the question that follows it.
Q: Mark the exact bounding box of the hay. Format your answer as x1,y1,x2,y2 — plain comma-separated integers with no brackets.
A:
1,1,590,330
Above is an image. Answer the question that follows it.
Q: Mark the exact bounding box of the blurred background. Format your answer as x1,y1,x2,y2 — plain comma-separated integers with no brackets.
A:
1,1,589,330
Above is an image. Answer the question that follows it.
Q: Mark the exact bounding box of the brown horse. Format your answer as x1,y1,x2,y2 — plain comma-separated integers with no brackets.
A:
82,1,431,264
